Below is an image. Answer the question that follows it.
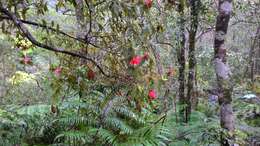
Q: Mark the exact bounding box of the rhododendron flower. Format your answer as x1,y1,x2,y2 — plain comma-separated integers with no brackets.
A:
87,69,95,80
23,56,31,64
144,0,153,8
142,52,149,60
148,89,157,100
54,67,62,76
130,56,142,66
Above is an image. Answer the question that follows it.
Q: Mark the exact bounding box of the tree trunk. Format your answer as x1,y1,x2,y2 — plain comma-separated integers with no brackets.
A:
186,0,200,122
177,0,187,123
251,27,260,85
75,0,89,67
151,45,164,76
75,0,86,39
245,27,259,83
213,0,235,145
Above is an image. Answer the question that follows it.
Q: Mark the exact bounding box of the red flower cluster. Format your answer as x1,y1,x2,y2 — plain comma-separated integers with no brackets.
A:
54,67,62,76
129,52,149,66
148,89,157,100
144,0,153,8
130,56,142,66
87,69,95,80
22,56,31,64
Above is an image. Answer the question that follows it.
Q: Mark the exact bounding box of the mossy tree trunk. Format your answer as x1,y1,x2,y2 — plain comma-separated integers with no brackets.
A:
213,0,235,145
186,0,200,122
177,0,187,123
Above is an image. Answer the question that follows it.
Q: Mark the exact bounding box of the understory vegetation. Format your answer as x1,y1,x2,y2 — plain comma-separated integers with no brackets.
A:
0,0,259,146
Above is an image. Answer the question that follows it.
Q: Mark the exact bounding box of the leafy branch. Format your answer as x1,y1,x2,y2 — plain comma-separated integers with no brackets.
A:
0,6,110,77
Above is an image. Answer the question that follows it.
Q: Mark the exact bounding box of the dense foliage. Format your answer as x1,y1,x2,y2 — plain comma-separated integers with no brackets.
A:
0,0,259,146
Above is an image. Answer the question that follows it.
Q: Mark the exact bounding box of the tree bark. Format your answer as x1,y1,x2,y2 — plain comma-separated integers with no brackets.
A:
213,0,235,145
177,0,187,123
75,0,86,39
249,27,260,84
244,27,259,82
151,45,164,76
75,0,89,66
186,0,200,122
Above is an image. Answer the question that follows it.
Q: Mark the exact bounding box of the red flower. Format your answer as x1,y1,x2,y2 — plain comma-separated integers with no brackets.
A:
144,0,153,8
142,52,149,60
130,56,143,66
87,69,95,80
54,67,62,76
148,89,157,100
23,56,31,64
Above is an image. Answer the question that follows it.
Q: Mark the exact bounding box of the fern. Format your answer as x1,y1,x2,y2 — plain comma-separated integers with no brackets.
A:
58,115,97,127
113,106,145,125
17,104,50,115
114,125,170,146
165,110,222,146
0,109,26,146
48,89,171,146
0,87,173,146
93,128,117,145
104,117,134,134
55,130,90,145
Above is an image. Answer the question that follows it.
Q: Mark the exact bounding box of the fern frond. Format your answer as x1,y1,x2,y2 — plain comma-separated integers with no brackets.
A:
92,128,117,145
62,99,101,112
116,125,169,146
55,131,88,145
113,106,145,125
17,104,50,116
111,96,127,106
105,117,133,135
58,116,96,127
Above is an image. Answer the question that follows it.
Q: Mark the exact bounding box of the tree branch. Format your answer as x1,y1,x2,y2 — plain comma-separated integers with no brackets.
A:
0,14,102,49
0,6,110,77
155,34,174,48
0,15,82,42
